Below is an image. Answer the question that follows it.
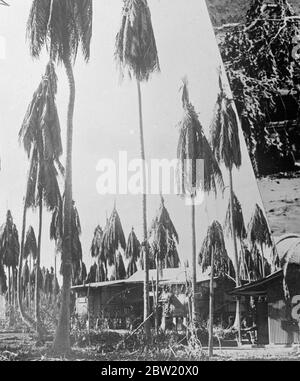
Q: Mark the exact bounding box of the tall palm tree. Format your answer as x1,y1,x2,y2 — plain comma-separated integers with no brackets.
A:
177,78,224,323
210,71,242,342
27,0,93,354
199,220,229,358
18,61,63,336
24,226,37,310
248,203,272,278
125,228,140,278
224,192,247,280
149,195,179,332
100,206,126,281
0,211,20,324
115,0,160,341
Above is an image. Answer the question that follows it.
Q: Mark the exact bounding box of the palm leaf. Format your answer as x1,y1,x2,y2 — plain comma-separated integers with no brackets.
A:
90,225,103,259
0,211,20,269
199,220,229,277
125,227,140,261
248,203,272,248
27,0,93,64
224,192,247,240
115,0,160,82
100,206,126,267
210,72,241,170
177,78,224,197
24,226,38,260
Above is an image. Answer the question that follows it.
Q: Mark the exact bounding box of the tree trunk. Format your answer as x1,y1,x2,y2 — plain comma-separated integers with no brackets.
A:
208,246,215,358
229,168,241,345
155,256,159,334
53,56,75,355
17,201,38,332
8,267,12,325
137,80,151,342
35,189,43,335
191,197,197,323
260,244,265,278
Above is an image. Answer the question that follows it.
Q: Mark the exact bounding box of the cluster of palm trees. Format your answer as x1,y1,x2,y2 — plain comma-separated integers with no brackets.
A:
0,211,59,325
0,0,276,356
87,197,180,286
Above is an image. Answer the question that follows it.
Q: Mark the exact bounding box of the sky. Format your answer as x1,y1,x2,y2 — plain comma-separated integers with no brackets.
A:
0,0,271,280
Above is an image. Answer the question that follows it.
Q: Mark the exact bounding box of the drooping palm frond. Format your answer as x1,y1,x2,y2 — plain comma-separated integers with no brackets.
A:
250,243,264,280
116,252,126,280
177,78,224,198
0,261,7,295
224,192,246,240
115,0,160,82
27,0,93,63
0,211,20,269
87,263,97,283
90,225,103,259
125,228,140,261
248,203,272,248
100,206,126,267
210,72,241,171
24,226,37,261
165,237,180,269
149,196,180,268
96,261,107,283
127,256,138,278
20,62,63,211
199,220,229,277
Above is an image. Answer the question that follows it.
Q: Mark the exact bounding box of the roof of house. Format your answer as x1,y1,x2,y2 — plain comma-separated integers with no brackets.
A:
71,267,229,292
228,270,283,297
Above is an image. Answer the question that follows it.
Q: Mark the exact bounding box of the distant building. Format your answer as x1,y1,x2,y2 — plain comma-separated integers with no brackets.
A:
72,268,241,330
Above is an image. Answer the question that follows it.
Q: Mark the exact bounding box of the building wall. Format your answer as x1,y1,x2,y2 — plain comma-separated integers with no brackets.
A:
268,279,300,345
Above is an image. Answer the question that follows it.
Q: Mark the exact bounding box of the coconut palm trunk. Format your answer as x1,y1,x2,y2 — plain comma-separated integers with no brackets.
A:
35,188,43,332
208,244,215,358
137,80,151,341
229,168,241,344
53,57,75,354
260,244,266,278
191,197,197,323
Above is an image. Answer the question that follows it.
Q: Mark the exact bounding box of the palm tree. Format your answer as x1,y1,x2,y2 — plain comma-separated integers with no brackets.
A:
248,203,272,278
23,226,37,311
224,192,247,280
18,61,63,336
100,206,126,281
0,211,20,324
210,70,242,342
125,228,140,278
27,0,93,354
115,0,160,341
177,78,224,323
149,195,179,332
199,221,229,358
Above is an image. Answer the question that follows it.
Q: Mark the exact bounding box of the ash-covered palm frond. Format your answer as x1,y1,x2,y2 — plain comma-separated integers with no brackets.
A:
115,0,160,82
91,225,103,259
199,220,229,277
177,78,224,197
0,261,7,295
116,252,126,280
27,0,93,63
224,192,246,240
20,62,63,211
24,226,37,261
0,210,20,269
210,72,241,171
100,206,126,267
125,228,140,261
127,256,138,278
149,196,179,266
96,261,107,283
165,237,180,269
248,203,272,248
